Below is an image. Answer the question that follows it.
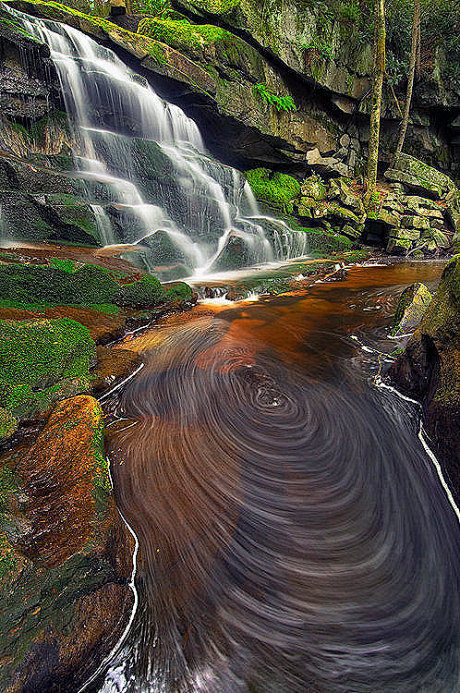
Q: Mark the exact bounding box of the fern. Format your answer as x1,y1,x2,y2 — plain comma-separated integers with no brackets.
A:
253,84,297,112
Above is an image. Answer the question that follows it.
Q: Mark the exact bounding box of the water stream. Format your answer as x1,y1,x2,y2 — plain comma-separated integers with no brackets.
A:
89,261,460,693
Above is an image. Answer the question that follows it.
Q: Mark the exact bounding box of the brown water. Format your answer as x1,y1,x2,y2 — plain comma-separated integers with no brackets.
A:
96,261,460,693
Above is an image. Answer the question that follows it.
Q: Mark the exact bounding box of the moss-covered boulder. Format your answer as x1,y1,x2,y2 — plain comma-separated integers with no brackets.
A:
391,283,433,338
388,255,460,498
245,168,300,214
0,318,96,420
0,261,120,306
117,273,166,307
0,395,134,691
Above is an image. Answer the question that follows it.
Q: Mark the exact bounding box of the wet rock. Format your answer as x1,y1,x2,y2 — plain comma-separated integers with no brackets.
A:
391,283,433,338
388,255,460,498
0,395,135,692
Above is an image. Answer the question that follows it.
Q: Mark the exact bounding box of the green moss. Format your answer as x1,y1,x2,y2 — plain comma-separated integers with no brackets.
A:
0,408,18,442
117,274,166,308
296,226,353,254
166,282,192,302
245,168,301,215
0,299,119,314
138,16,229,52
49,258,77,273
0,318,96,419
0,262,119,305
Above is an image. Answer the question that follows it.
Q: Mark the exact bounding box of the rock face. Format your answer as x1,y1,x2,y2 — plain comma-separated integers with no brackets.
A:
0,395,135,692
5,0,459,174
388,255,460,499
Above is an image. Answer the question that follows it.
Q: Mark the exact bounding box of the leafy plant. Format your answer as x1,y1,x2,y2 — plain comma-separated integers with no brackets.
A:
253,84,297,112
303,37,334,61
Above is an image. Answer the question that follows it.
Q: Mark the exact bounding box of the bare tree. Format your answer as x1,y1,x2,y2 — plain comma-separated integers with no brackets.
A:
394,0,421,159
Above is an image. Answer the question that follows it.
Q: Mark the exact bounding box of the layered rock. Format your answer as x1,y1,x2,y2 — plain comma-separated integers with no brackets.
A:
388,255,460,498
245,165,456,256
5,0,459,174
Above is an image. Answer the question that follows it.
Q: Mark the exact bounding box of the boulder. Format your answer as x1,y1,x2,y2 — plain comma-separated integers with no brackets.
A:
0,395,135,691
391,283,433,338
386,237,412,254
306,148,348,178
387,255,460,499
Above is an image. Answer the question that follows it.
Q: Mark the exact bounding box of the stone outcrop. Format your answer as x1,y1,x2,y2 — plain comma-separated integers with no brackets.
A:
5,0,459,174
0,395,135,692
245,164,456,256
384,153,457,200
388,255,460,499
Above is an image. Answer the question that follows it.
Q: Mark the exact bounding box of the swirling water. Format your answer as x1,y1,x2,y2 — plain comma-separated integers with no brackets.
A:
92,262,460,693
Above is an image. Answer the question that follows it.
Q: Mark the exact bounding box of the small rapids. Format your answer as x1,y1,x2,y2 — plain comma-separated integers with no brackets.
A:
96,263,460,693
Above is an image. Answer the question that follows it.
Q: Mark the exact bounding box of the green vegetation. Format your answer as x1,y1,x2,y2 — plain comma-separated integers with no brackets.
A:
0,261,189,310
138,16,229,51
295,226,354,254
253,84,297,113
49,258,77,273
166,282,193,302
0,262,119,305
245,168,301,214
0,299,120,314
0,318,95,419
117,273,166,307
0,408,18,442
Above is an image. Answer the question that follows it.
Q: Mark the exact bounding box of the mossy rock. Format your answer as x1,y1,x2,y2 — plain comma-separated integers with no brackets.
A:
165,282,193,302
0,262,120,305
117,273,166,307
0,318,96,420
391,283,433,338
245,168,300,215
386,238,412,254
300,174,327,202
384,154,457,200
0,394,134,691
138,16,230,55
0,407,18,443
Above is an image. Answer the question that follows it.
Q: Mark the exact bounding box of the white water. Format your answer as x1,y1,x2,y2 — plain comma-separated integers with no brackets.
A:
14,9,307,278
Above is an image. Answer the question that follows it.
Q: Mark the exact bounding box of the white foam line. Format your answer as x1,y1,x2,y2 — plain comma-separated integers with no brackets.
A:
377,379,460,523
77,456,140,692
98,363,145,403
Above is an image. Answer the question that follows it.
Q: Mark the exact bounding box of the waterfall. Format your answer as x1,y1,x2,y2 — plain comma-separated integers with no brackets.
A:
12,8,307,279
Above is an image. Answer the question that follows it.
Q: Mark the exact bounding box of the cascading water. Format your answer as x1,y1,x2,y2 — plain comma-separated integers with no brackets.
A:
13,8,307,279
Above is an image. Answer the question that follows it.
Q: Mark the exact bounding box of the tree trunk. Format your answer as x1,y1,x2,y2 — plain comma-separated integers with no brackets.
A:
394,0,420,160
364,0,386,209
